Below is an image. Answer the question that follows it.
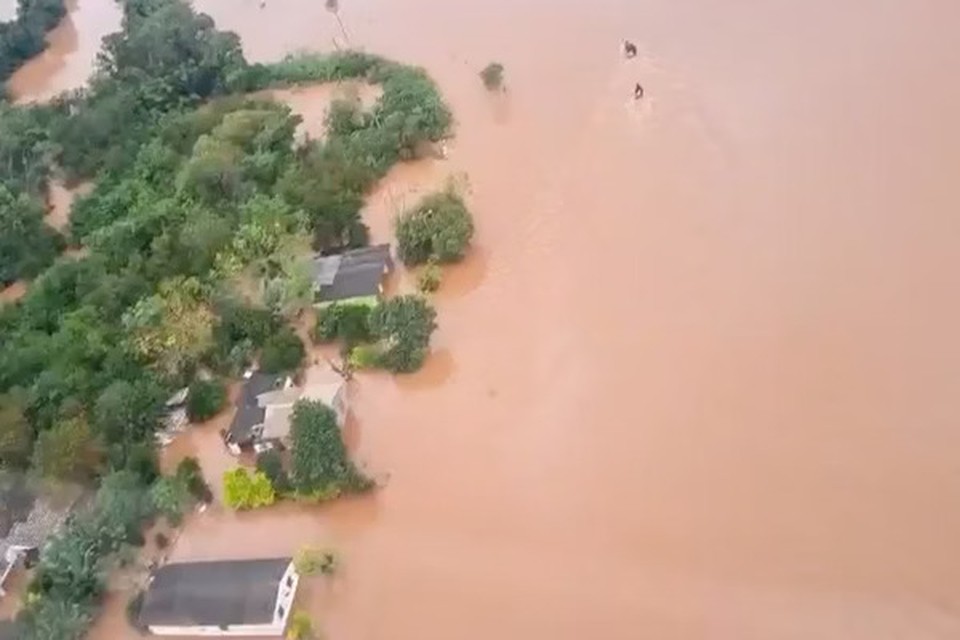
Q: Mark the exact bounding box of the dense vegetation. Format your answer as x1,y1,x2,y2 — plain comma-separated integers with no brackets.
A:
0,0,452,634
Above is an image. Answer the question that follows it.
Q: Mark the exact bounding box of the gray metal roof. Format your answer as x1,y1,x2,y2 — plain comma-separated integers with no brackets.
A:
314,245,392,303
139,557,293,628
227,372,285,444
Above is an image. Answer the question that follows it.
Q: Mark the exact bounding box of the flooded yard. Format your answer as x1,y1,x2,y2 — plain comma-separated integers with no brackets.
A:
12,0,960,638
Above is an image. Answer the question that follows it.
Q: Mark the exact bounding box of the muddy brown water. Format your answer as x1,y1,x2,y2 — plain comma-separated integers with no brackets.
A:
10,0,960,638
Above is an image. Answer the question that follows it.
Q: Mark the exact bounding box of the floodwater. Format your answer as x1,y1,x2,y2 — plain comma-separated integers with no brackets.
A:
14,0,960,638
6,0,121,103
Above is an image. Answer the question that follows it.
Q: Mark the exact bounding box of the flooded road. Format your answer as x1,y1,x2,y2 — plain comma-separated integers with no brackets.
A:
15,0,960,638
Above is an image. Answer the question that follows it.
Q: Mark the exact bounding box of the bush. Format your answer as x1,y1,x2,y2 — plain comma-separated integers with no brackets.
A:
260,327,305,373
368,295,437,373
479,62,505,91
286,611,315,640
312,303,372,347
176,457,212,503
294,546,339,577
347,344,381,369
186,378,227,422
395,189,474,266
417,258,441,293
222,467,276,510
256,449,292,494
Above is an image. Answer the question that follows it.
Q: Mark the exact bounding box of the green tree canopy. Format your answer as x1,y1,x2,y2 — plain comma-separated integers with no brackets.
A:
32,415,102,481
368,295,437,373
289,400,371,497
395,189,474,266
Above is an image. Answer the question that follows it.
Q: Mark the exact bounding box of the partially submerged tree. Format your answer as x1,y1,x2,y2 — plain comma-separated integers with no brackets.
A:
395,189,474,265
289,400,371,498
368,295,437,373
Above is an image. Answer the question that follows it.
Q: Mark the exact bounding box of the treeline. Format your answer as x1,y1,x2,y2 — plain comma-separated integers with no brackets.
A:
0,0,452,636
0,0,66,86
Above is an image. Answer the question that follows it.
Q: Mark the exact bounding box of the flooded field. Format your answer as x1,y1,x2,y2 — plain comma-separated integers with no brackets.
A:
11,0,960,638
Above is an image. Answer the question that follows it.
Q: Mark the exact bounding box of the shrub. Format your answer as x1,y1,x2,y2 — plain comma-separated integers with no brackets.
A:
395,189,474,266
260,326,305,373
347,344,381,369
186,378,227,422
417,258,441,293
312,303,372,347
150,476,188,526
294,546,339,577
222,467,276,510
256,449,292,494
479,62,505,91
286,611,314,640
368,295,437,373
176,457,212,503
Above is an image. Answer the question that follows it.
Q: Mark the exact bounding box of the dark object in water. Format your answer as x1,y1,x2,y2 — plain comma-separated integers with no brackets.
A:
634,82,644,100
623,40,638,58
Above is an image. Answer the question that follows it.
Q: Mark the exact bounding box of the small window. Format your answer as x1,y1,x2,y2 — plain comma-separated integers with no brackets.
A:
286,575,294,587
278,605,285,619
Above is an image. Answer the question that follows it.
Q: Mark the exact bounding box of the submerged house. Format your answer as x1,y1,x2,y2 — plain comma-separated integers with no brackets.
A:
312,244,393,308
225,365,347,454
138,557,299,637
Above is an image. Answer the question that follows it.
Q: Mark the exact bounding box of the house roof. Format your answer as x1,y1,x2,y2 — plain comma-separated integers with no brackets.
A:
139,557,293,628
313,245,392,303
227,372,286,443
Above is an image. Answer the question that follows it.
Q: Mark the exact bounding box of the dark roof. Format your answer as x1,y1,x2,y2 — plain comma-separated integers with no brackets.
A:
227,372,284,443
139,557,292,628
314,245,392,303
0,620,21,640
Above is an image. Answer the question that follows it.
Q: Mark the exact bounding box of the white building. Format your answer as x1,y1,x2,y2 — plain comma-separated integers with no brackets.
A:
138,557,299,637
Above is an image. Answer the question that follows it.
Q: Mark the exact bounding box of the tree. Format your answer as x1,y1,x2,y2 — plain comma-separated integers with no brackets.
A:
176,456,212,502
368,295,437,373
150,475,189,525
32,416,102,481
0,391,33,468
312,302,372,347
186,378,227,422
289,400,371,497
0,185,63,285
395,189,474,265
123,276,216,375
92,377,165,468
222,467,275,510
255,449,292,494
18,596,94,640
260,326,305,373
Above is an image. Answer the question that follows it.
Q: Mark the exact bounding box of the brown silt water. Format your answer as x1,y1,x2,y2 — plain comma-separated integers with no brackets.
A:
14,0,960,638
